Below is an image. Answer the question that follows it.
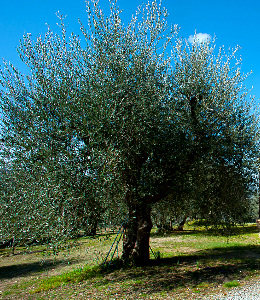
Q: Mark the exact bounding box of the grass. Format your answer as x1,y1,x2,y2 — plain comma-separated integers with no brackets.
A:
223,280,241,288
1,223,260,299
31,265,103,293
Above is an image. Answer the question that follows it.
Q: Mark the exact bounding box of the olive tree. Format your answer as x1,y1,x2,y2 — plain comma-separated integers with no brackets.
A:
0,0,258,265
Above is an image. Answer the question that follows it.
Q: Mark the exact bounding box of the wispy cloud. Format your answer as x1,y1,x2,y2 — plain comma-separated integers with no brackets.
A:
188,33,211,44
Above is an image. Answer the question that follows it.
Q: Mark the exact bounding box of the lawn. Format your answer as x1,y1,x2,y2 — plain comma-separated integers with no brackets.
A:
1,223,260,299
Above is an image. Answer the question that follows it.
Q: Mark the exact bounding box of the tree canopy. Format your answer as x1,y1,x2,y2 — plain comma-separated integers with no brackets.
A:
0,0,259,265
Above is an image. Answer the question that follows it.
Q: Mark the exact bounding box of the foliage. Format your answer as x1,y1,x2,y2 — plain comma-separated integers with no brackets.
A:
0,0,259,263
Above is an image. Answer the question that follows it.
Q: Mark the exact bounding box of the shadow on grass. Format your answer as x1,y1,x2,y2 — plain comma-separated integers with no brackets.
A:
94,244,260,295
2,237,260,297
0,258,83,280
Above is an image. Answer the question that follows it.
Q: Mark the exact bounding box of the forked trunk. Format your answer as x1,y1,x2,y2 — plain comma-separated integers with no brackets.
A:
122,202,152,266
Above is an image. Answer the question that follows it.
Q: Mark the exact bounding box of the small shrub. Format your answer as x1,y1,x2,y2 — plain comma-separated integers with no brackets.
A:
197,282,210,289
224,280,240,288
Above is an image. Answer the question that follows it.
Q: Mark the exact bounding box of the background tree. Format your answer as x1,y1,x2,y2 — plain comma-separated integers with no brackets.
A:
0,0,258,265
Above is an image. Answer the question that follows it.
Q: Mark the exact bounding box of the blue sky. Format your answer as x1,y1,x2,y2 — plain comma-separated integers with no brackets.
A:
1,0,260,103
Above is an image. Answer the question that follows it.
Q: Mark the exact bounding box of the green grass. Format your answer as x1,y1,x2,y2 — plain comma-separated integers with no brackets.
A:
196,282,210,288
193,282,211,294
223,280,241,288
31,265,103,293
1,223,260,299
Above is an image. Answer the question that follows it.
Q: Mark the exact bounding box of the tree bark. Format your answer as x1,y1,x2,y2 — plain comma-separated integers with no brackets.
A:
122,203,138,262
86,221,98,236
175,215,188,231
122,200,152,266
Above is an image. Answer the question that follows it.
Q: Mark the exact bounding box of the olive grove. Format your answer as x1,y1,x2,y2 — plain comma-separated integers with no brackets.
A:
0,0,259,265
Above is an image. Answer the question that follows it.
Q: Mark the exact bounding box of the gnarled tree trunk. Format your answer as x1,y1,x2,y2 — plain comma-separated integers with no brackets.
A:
122,199,152,266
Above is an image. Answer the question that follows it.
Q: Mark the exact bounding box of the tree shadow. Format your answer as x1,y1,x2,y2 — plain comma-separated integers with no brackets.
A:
100,244,260,295
156,244,260,263
0,257,83,280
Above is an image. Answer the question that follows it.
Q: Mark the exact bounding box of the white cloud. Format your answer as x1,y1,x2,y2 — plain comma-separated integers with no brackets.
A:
188,33,211,44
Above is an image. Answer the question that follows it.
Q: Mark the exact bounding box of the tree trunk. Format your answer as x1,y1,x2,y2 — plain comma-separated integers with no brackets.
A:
86,219,98,236
85,225,97,236
122,204,138,262
175,215,188,231
122,202,152,266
